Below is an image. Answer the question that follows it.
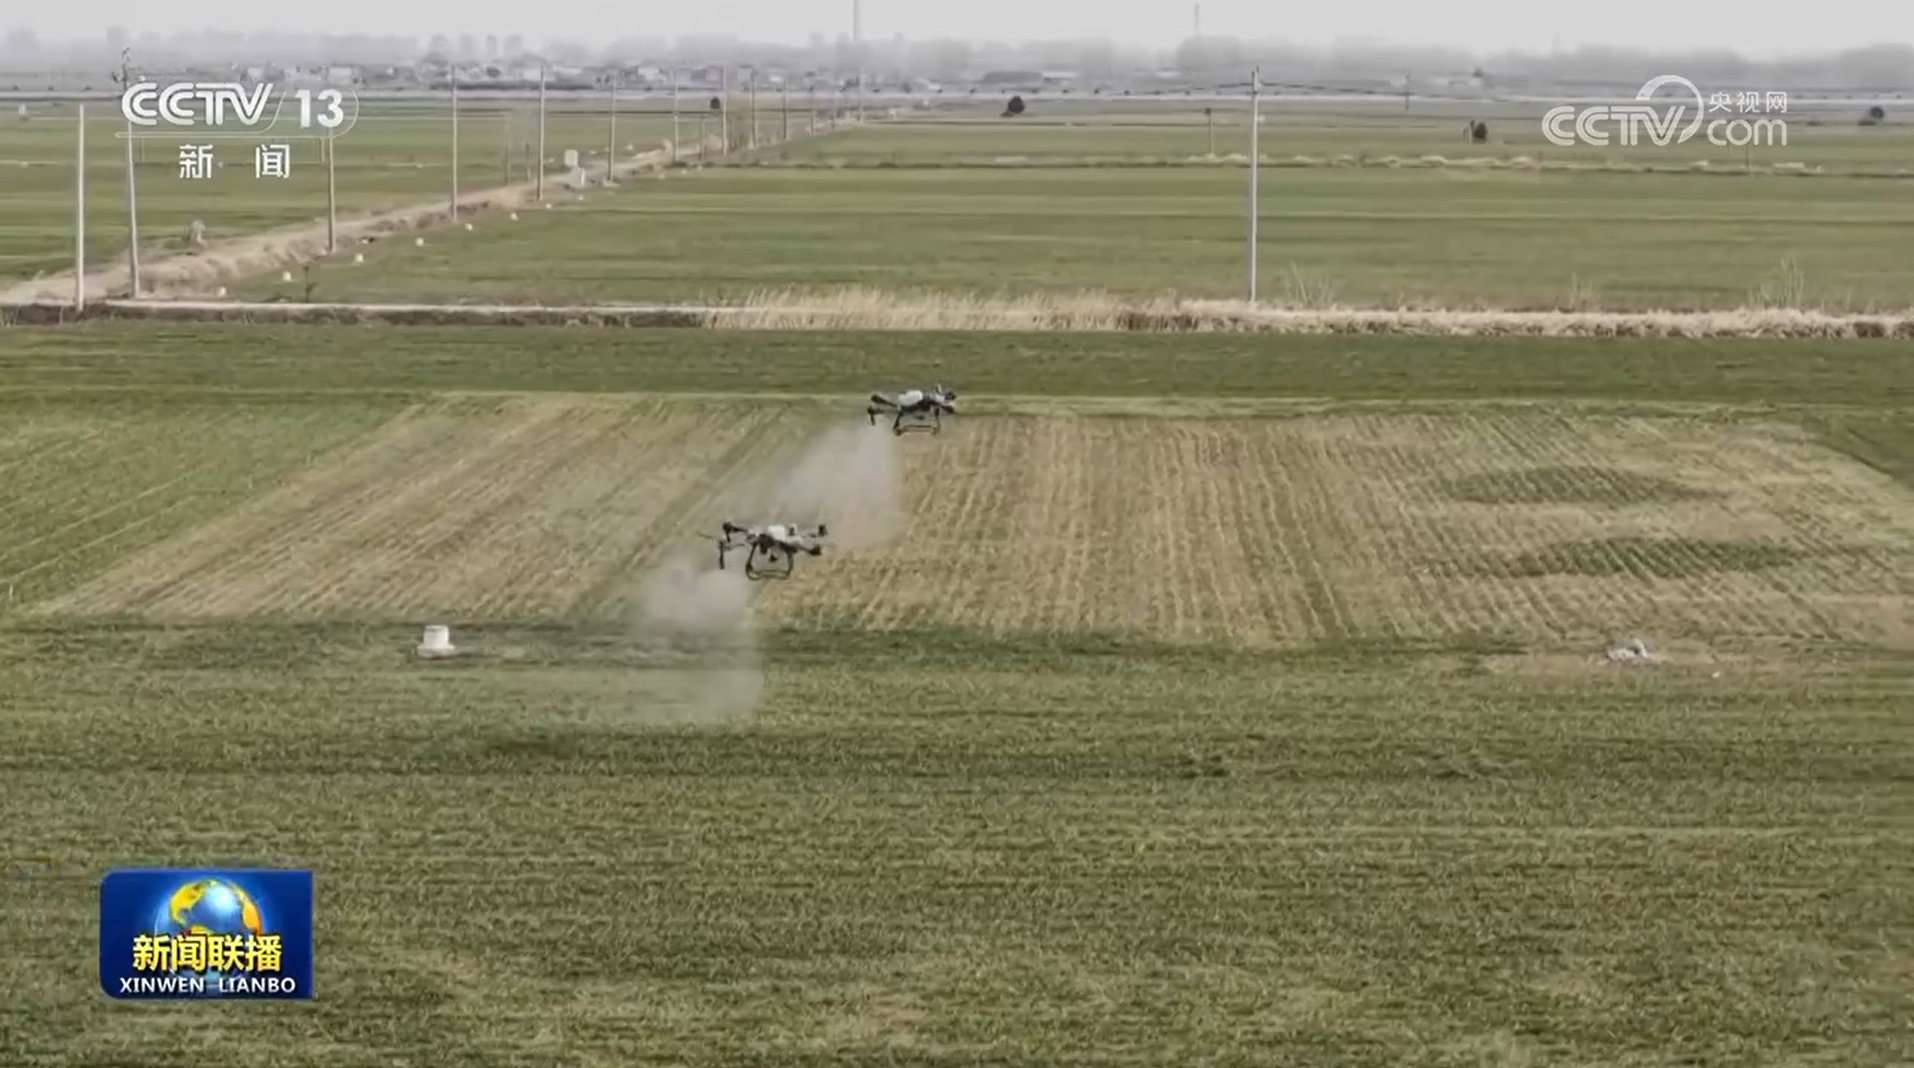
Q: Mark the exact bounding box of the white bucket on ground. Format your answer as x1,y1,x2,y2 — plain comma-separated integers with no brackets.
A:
418,624,457,658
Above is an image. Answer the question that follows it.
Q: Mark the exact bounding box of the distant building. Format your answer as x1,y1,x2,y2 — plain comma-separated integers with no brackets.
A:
980,70,1043,88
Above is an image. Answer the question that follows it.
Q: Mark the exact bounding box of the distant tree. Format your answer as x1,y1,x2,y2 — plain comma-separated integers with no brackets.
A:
1467,120,1489,143
1860,104,1887,125
709,96,722,111
1002,94,1025,117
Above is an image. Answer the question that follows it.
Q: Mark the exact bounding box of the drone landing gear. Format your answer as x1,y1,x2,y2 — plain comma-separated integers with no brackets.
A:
868,401,944,436
891,410,942,436
716,541,781,578
743,546,797,581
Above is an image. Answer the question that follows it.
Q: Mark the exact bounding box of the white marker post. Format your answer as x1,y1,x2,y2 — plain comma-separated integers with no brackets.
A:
74,104,84,310
1247,66,1261,303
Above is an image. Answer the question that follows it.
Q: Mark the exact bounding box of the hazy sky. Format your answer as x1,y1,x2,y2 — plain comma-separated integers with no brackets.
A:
18,1,1909,56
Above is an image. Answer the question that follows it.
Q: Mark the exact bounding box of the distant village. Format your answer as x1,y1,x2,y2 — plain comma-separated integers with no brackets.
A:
67,60,1212,96
2,56,1506,100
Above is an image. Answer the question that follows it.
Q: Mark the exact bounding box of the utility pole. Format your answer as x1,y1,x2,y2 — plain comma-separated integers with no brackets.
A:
781,83,790,142
853,0,864,123
719,66,730,153
607,67,619,180
118,48,141,298
748,68,758,150
670,69,680,161
450,66,460,218
808,84,817,134
1247,67,1261,303
536,64,547,201
326,127,337,254
74,104,84,309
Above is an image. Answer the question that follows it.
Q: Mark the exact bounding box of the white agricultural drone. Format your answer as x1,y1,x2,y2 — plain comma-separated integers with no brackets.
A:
867,385,957,435
708,521,829,581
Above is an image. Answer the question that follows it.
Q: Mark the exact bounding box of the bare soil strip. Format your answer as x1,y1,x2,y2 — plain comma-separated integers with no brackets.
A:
9,292,1910,337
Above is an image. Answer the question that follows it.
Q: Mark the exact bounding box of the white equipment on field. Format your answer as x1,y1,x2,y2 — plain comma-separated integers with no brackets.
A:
418,624,458,658
1604,638,1656,666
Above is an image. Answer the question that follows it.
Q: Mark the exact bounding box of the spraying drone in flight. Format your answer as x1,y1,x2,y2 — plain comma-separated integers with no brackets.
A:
708,521,829,581
867,385,957,435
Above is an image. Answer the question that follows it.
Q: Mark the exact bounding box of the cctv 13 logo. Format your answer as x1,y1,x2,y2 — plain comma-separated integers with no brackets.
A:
100,869,313,999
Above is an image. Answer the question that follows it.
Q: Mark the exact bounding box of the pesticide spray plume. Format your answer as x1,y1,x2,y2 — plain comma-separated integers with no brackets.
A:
614,548,765,725
633,550,760,651
726,420,906,550
613,420,905,725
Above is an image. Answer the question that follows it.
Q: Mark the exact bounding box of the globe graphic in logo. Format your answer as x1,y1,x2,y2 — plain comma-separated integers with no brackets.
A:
148,878,266,994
